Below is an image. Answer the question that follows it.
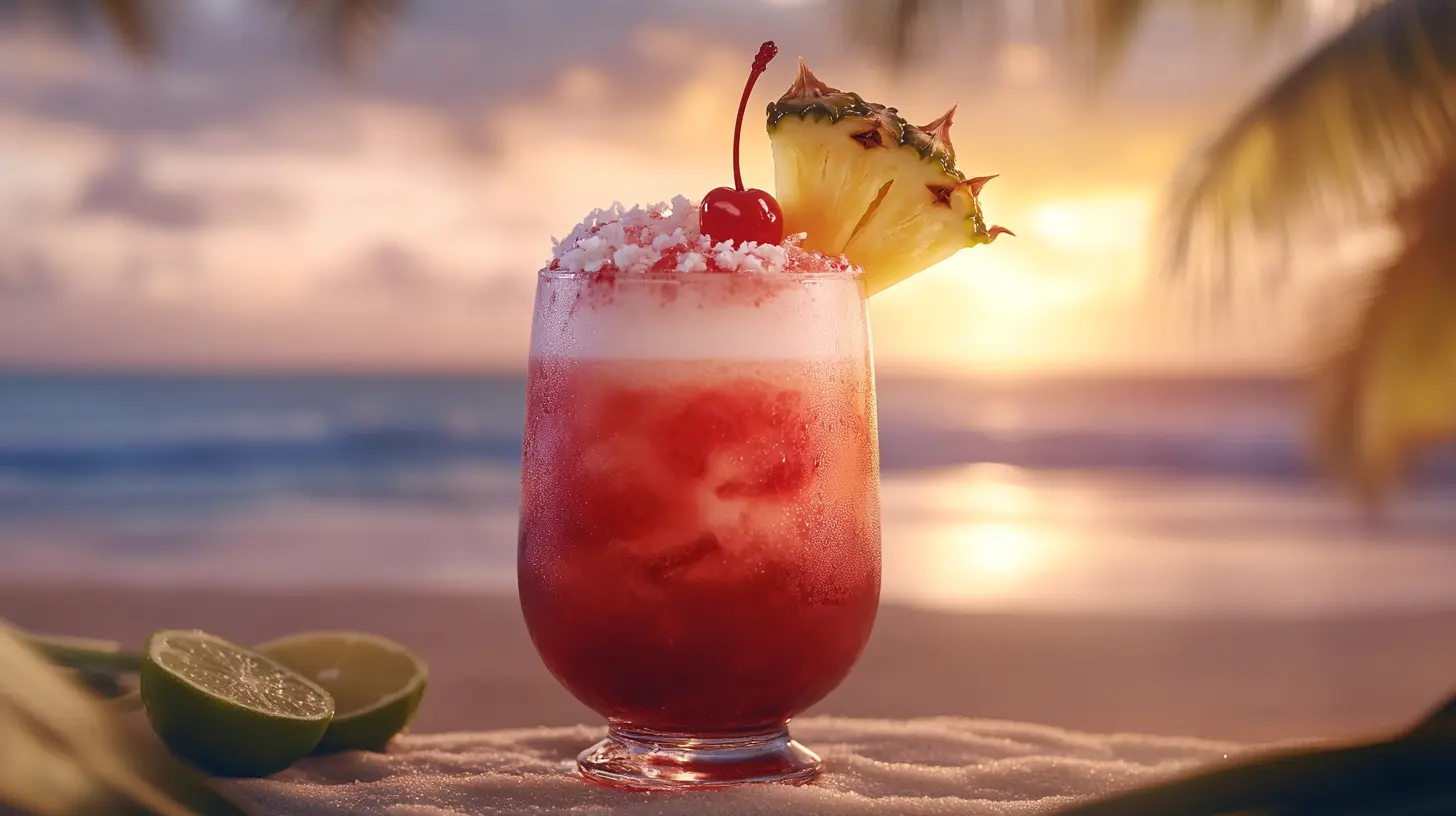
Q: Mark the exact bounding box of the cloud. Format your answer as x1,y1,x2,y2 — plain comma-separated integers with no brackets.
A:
1,2,784,146
0,253,64,300
336,242,445,298
333,242,535,307
73,152,209,229
69,148,301,232
0,1,1314,371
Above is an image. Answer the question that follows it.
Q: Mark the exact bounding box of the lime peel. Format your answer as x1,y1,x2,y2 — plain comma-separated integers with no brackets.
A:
141,629,334,778
257,630,428,754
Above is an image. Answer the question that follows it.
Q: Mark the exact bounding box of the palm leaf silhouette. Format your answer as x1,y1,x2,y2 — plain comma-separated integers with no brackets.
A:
1069,0,1307,86
847,0,1456,500
0,0,402,70
1312,162,1456,507
1156,0,1456,499
0,0,161,62
839,0,985,71
840,0,1306,85
1065,0,1154,84
283,0,402,71
95,0,159,62
1159,0,1456,296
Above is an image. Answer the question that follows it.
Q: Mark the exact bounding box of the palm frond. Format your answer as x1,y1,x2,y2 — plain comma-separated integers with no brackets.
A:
845,0,1309,89
1064,0,1306,95
1194,0,1301,33
840,0,928,71
0,622,247,816
0,0,162,63
1312,161,1456,506
1066,0,1153,85
1159,0,1456,298
96,0,159,62
284,0,401,72
1198,0,1306,54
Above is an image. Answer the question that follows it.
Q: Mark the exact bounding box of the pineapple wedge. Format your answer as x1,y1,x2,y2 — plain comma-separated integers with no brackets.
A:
767,59,1010,294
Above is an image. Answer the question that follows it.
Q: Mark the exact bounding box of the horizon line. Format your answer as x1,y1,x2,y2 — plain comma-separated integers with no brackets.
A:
0,362,1304,382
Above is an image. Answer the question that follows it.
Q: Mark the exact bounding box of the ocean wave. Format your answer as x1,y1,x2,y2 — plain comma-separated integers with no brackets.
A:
1,418,1451,485
880,426,1316,478
0,425,524,479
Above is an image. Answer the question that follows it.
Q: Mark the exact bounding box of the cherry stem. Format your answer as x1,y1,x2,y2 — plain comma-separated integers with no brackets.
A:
732,41,777,192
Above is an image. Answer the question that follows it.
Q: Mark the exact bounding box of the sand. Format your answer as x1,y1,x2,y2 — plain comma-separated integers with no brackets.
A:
223,717,1243,815
3,582,1454,744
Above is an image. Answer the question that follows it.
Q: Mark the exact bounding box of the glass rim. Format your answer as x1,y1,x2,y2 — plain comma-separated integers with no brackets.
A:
535,266,865,283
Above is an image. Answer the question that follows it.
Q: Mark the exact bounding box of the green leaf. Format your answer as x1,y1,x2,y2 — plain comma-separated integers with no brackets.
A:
23,633,143,676
1057,688,1456,815
0,622,248,816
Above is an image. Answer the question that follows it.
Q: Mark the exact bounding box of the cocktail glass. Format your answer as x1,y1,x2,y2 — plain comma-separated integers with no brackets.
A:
518,267,881,790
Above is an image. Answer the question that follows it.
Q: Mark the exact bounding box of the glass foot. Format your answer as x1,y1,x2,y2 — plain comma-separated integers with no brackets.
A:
577,725,821,790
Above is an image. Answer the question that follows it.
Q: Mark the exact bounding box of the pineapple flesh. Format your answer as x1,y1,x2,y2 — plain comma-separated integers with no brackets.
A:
767,59,1010,294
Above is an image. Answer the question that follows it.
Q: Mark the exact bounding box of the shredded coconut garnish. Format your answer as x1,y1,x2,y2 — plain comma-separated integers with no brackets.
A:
548,197,857,278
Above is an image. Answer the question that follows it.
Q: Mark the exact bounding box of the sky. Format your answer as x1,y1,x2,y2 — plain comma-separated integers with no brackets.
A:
0,0,1360,373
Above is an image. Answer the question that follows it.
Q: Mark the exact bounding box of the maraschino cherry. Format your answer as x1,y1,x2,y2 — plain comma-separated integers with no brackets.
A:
700,41,785,247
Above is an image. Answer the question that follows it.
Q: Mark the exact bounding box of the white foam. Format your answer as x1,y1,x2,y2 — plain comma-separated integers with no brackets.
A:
528,273,870,362
538,198,866,361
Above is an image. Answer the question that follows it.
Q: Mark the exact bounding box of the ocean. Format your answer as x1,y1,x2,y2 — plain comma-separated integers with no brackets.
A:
2,373,1453,618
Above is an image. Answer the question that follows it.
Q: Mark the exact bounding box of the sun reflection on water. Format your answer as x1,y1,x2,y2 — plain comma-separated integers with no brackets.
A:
964,524,1042,577
917,522,1058,604
888,464,1065,606
882,464,1456,617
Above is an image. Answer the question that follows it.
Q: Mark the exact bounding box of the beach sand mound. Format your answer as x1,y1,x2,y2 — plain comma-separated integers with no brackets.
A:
225,716,1239,815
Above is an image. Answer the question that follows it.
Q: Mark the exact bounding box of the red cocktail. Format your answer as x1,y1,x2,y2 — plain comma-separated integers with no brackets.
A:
519,201,880,788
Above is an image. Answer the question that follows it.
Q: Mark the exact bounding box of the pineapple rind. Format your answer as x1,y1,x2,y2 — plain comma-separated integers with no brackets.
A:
767,96,959,179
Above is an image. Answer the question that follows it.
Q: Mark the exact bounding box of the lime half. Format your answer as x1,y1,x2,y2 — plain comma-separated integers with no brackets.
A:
257,631,428,754
141,630,334,778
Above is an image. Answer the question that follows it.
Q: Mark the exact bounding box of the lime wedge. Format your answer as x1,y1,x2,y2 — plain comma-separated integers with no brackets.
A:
257,631,428,754
140,630,334,778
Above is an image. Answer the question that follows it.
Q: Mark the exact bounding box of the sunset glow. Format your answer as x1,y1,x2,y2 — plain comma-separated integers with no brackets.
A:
0,3,1342,372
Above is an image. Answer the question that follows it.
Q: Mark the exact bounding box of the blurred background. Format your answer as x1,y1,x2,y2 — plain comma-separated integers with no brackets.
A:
1,0,1454,743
